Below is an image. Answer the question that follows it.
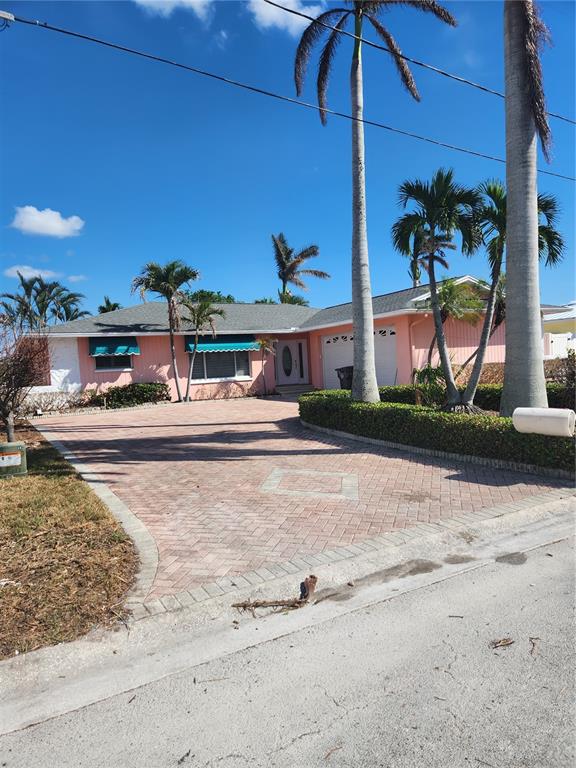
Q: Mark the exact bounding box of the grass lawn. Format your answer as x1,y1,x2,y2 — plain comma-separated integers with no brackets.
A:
0,422,138,660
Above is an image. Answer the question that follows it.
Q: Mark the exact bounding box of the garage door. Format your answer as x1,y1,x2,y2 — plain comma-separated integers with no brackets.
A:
322,326,397,389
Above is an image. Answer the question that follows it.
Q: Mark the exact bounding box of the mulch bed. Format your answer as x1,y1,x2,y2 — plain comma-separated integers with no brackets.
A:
0,423,138,659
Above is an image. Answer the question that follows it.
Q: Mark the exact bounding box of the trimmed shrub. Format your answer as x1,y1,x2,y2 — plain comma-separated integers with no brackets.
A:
88,382,171,409
377,383,575,412
299,391,575,474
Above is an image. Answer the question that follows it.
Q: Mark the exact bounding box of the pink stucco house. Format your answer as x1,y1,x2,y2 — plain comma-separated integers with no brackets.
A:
39,275,527,401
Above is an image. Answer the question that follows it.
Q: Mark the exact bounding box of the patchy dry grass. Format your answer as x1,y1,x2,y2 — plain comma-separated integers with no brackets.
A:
0,423,137,659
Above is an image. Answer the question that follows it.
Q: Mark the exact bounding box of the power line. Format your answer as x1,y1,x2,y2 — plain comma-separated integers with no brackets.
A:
264,0,576,127
3,10,575,182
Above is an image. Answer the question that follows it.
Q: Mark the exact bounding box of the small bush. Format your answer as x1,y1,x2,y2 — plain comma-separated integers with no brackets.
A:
87,382,171,409
299,391,575,474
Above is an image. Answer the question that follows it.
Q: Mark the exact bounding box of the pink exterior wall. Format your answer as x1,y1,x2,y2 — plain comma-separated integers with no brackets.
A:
70,316,508,399
410,315,506,370
77,335,271,401
306,313,506,387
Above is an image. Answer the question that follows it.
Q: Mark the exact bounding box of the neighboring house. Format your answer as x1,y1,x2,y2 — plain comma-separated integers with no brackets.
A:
35,276,556,401
542,303,576,359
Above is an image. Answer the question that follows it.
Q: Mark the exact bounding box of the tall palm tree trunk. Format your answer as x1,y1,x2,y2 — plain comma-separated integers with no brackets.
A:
462,273,499,403
169,303,184,402
427,259,459,405
185,328,199,402
500,0,547,415
350,12,379,403
427,334,436,366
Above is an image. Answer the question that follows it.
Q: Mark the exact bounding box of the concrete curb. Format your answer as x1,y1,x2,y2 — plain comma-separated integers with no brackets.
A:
301,419,575,481
34,428,159,606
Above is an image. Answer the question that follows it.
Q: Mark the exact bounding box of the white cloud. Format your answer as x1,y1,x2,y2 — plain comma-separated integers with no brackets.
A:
216,29,228,48
133,0,213,21
3,264,61,280
247,0,325,37
10,206,85,238
68,274,88,283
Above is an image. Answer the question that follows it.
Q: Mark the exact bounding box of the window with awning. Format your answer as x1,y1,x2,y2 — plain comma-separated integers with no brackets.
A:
89,337,140,356
184,334,259,353
185,335,256,380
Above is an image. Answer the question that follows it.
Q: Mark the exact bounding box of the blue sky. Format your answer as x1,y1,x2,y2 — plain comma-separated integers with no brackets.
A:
1,0,574,313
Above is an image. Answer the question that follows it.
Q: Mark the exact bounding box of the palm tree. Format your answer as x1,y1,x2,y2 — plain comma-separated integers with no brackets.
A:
256,338,276,396
181,300,226,402
272,233,329,299
459,181,564,403
278,290,310,306
1,273,89,329
0,272,39,329
417,279,483,366
295,1,456,402
131,261,199,402
50,287,90,323
98,296,122,314
185,289,236,304
392,168,482,409
500,0,552,415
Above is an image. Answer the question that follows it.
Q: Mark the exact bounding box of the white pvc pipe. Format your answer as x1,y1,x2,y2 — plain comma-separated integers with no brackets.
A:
512,407,576,438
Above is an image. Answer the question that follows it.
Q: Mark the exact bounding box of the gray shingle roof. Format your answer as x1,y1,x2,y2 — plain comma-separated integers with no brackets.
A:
47,301,319,336
47,278,486,336
299,283,438,329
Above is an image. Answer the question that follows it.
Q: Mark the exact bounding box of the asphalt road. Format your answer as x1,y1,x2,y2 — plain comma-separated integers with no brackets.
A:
1,532,573,768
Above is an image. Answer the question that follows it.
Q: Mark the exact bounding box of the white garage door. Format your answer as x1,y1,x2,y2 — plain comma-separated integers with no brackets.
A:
374,326,397,385
322,333,354,389
322,326,397,389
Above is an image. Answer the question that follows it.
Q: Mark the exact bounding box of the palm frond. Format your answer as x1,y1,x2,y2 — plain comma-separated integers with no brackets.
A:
298,268,330,280
538,224,564,267
294,9,349,96
391,212,427,255
317,13,350,124
366,15,419,100
520,0,552,161
377,0,456,28
537,192,559,225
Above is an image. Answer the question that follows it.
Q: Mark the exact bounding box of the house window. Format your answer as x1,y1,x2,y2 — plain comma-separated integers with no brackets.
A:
191,351,250,380
94,355,133,370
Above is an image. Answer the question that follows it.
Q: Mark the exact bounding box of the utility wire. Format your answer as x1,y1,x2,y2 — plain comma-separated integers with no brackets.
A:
264,0,576,127
4,10,575,182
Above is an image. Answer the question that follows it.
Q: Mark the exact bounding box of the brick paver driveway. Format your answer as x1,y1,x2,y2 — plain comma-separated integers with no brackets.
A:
38,398,567,599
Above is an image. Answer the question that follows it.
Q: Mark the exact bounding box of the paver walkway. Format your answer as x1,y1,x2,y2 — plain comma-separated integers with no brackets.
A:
37,398,569,599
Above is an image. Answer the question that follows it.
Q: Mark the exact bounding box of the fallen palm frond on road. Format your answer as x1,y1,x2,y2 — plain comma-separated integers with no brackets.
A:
0,423,137,659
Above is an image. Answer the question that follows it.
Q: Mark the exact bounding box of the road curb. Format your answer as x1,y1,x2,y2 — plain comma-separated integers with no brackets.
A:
34,428,159,606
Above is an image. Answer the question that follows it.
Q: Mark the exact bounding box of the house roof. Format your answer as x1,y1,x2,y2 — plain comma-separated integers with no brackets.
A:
44,276,559,337
299,283,437,330
46,301,319,336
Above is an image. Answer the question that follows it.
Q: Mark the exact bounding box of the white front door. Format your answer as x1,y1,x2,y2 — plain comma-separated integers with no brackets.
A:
276,339,309,385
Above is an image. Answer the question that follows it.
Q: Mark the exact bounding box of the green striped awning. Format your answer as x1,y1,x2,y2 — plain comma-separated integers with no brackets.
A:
185,334,259,353
89,337,140,356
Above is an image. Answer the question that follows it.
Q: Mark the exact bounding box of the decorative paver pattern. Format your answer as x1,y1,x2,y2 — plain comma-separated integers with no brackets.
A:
37,398,570,600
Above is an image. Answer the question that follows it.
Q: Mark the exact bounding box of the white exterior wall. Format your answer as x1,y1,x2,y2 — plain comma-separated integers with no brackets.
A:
30,337,82,393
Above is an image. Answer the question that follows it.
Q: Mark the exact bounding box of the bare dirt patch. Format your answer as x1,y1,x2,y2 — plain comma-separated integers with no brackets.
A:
0,423,137,659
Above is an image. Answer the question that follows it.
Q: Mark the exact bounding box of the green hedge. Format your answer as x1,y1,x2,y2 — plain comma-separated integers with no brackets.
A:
299,391,575,474
377,383,575,411
88,382,171,409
